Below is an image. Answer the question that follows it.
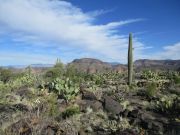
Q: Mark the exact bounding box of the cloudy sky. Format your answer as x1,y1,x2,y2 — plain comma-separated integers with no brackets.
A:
0,0,180,65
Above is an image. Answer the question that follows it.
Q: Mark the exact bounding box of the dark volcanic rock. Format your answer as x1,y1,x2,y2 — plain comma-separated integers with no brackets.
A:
8,119,31,135
16,86,33,99
41,125,59,135
77,99,103,112
103,96,123,114
12,103,29,112
81,90,97,100
115,129,138,135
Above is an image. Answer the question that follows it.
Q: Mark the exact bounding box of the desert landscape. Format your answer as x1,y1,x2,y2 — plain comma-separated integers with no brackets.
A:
0,0,180,135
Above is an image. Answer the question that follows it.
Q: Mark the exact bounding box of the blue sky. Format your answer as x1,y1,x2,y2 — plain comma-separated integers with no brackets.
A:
0,0,180,65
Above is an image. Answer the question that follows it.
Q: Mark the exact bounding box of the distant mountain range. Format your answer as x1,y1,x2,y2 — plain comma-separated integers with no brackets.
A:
134,59,180,71
68,58,180,73
1,58,180,72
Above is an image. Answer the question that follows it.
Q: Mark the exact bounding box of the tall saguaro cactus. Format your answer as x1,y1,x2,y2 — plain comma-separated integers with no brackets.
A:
128,33,133,85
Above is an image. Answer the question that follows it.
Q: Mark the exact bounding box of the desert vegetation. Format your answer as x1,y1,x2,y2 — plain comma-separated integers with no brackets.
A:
0,34,179,135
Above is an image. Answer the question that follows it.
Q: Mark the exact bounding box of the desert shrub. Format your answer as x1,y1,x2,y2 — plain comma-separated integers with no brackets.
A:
128,83,138,91
141,70,158,80
45,59,64,80
65,64,77,78
154,95,180,116
46,94,59,117
61,105,80,118
100,118,131,132
10,73,37,88
173,75,180,84
45,67,64,80
146,82,158,97
0,68,13,83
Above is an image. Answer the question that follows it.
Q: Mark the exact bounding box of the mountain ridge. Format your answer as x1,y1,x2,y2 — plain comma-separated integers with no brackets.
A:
1,58,180,72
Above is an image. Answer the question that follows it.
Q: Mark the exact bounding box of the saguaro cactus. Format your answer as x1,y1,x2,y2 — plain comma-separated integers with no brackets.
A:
128,33,133,85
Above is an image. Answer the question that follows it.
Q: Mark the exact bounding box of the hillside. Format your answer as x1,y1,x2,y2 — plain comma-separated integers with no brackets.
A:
134,59,180,71
68,58,180,73
68,58,127,73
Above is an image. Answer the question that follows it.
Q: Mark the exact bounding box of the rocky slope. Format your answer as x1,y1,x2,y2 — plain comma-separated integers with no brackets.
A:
134,59,180,71
68,58,127,73
68,58,180,73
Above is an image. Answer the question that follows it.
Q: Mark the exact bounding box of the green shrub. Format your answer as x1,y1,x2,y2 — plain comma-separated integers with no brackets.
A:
173,75,180,84
47,94,59,117
65,64,77,78
0,68,13,83
146,82,158,97
154,95,180,116
45,59,64,80
61,105,80,118
45,67,64,80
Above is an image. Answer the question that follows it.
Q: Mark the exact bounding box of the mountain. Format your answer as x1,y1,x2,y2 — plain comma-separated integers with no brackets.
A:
69,58,112,73
134,59,180,71
69,58,180,73
2,59,180,73
68,58,127,73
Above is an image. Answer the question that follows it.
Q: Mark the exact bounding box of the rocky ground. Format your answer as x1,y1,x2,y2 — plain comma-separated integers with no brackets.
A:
0,81,179,135
0,66,180,135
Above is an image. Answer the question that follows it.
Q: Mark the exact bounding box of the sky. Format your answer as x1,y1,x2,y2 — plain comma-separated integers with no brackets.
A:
0,0,180,65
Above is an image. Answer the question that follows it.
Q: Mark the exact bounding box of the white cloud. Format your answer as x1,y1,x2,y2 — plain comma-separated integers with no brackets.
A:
0,51,57,65
0,0,148,64
151,42,180,60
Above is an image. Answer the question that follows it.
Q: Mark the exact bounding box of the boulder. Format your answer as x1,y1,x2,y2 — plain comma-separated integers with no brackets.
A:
81,90,97,100
103,96,123,114
77,99,103,112
16,86,33,99
12,103,30,112
8,119,31,135
41,125,59,135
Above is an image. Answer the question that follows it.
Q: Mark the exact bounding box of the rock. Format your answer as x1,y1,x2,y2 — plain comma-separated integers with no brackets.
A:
8,119,31,135
166,121,180,135
0,104,16,127
103,96,123,114
78,129,87,135
128,109,142,118
81,90,97,100
0,104,16,113
12,103,29,112
139,111,165,134
122,109,129,117
5,94,17,102
115,129,138,135
77,99,103,112
16,86,33,99
41,125,59,135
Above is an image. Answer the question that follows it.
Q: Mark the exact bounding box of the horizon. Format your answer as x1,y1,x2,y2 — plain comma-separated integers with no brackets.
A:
0,0,180,66
1,58,180,67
